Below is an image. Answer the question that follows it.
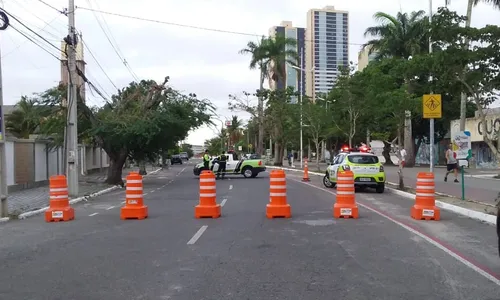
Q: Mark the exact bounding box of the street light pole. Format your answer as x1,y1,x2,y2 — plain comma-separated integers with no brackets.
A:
428,0,435,172
299,47,304,169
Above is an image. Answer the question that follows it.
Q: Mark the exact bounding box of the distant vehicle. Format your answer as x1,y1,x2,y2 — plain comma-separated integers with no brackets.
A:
171,155,183,165
179,152,189,160
193,152,265,178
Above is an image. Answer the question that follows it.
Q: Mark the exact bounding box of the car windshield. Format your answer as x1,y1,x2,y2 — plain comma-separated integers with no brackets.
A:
347,155,379,164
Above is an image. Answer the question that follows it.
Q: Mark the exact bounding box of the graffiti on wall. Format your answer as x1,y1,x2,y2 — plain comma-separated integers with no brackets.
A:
415,142,440,165
477,117,500,136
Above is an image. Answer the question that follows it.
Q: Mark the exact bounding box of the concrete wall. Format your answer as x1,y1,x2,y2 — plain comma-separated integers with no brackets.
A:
5,138,109,192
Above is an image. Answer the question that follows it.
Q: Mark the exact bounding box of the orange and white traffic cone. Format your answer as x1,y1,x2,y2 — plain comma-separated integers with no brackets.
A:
266,169,291,218
302,158,310,182
120,172,148,220
195,170,221,218
411,172,440,220
333,170,359,219
45,175,75,222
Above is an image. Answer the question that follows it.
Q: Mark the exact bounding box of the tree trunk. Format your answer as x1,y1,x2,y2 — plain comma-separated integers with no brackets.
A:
273,141,281,166
404,111,415,167
382,141,394,165
139,161,147,175
257,72,265,155
314,140,320,171
105,150,128,186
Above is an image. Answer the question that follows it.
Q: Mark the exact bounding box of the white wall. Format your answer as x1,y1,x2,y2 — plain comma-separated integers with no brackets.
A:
34,143,47,181
6,139,110,187
5,141,14,186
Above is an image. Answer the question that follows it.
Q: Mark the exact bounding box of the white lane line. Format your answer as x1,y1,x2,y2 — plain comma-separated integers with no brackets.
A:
229,185,233,190
294,179,500,287
106,206,115,210
187,225,208,245
144,193,148,196
150,190,156,193
121,201,126,204
220,198,227,207
89,213,98,216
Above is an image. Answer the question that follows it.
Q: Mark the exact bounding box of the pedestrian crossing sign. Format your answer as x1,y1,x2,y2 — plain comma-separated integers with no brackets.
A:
423,94,442,119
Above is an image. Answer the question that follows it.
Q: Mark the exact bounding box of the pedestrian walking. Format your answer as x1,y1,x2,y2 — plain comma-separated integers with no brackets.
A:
444,143,459,183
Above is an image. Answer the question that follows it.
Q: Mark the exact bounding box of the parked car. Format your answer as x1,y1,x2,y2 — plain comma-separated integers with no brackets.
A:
171,155,183,165
179,152,189,160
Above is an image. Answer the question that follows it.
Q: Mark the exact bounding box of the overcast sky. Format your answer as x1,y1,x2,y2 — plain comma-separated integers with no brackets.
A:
1,0,499,145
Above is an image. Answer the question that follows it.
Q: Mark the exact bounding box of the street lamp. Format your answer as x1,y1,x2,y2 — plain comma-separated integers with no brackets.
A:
290,49,314,169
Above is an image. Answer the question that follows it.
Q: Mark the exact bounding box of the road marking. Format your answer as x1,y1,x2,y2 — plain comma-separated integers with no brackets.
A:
365,197,375,201
156,187,161,190
144,192,148,196
229,185,233,190
121,201,125,204
150,190,155,193
295,179,500,286
187,225,208,245
220,198,227,206
89,213,98,216
106,206,115,210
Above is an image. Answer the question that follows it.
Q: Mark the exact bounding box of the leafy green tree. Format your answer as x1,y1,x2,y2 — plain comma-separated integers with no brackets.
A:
302,98,330,170
409,7,500,169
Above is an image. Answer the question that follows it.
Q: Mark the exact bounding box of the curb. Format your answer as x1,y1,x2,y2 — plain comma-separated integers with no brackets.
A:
266,165,496,226
14,168,162,221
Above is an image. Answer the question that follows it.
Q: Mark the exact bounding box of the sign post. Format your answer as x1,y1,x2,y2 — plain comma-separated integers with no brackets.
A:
423,94,442,172
452,131,472,200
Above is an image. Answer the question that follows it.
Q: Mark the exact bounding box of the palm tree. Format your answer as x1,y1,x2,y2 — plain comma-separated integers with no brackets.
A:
239,36,268,156
363,11,430,168
239,34,299,155
5,96,50,139
363,11,429,60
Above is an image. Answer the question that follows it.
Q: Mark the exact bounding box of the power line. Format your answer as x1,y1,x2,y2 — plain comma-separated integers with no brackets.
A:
84,0,139,82
37,0,67,15
3,8,110,103
80,36,119,92
75,6,364,46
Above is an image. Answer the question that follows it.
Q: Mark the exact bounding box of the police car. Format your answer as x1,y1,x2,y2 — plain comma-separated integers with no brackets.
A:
323,145,386,193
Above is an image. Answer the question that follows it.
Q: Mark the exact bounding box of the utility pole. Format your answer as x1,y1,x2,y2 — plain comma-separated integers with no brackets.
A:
299,46,304,169
66,0,79,196
428,0,435,172
0,12,9,217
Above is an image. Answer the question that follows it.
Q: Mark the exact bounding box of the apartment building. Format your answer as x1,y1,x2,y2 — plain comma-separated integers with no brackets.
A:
268,21,306,104
305,6,349,101
357,45,378,71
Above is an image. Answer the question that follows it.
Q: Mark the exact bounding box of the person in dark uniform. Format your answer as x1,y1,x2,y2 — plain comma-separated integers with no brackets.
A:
217,151,227,179
202,150,210,171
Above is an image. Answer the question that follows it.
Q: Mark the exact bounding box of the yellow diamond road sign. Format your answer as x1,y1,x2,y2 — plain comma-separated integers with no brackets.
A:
423,94,442,119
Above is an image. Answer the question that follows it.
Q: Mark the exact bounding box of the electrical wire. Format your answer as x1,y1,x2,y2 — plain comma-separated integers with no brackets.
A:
36,0,67,15
75,6,363,46
81,37,120,92
8,24,60,60
84,0,139,82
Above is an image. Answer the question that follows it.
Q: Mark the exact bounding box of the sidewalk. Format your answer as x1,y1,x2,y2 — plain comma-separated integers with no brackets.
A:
5,165,158,217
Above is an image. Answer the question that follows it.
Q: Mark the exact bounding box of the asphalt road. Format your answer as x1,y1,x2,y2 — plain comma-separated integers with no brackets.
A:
0,160,499,299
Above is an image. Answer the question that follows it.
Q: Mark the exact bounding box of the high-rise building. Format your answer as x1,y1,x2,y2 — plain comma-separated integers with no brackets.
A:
357,45,378,71
305,6,349,101
268,21,305,104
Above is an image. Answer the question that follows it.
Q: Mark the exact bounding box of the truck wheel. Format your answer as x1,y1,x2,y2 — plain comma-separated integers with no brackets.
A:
242,167,253,178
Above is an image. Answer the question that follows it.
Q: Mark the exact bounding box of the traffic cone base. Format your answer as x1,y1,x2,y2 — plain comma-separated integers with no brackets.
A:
411,205,440,221
194,204,221,218
120,205,148,220
45,206,75,222
411,172,440,221
302,177,310,182
333,203,359,219
266,203,291,218
46,175,74,223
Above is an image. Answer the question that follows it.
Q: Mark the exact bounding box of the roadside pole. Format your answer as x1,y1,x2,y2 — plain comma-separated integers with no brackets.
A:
427,0,435,173
0,11,9,217
66,0,79,196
